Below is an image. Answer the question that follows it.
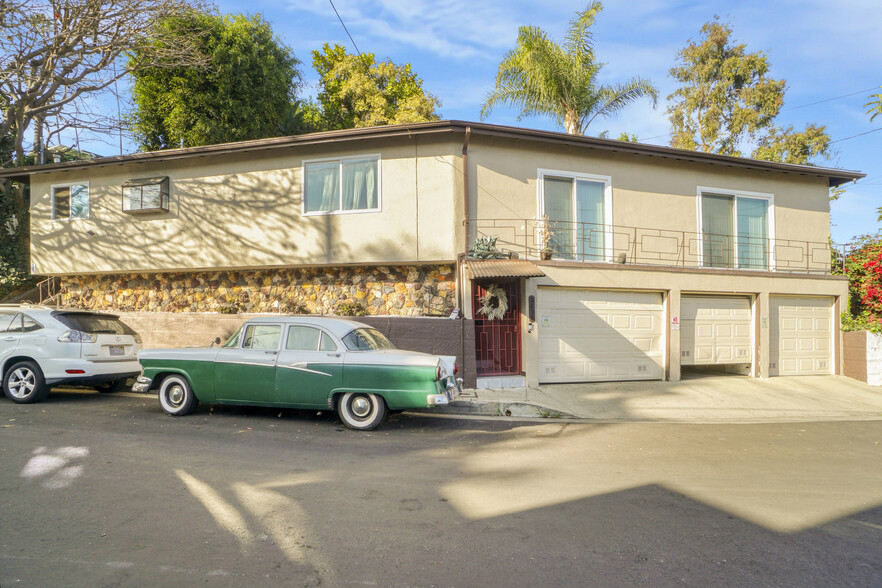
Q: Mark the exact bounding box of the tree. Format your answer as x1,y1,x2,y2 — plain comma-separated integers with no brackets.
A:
309,43,440,131
129,13,301,150
0,0,206,167
836,233,882,332
866,86,882,122
481,1,658,135
668,18,831,165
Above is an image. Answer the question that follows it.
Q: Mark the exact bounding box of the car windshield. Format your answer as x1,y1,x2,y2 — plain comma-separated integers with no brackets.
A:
342,328,395,351
54,312,136,335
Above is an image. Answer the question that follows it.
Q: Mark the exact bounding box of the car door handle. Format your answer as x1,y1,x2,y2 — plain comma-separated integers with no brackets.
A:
326,353,341,358
264,350,278,355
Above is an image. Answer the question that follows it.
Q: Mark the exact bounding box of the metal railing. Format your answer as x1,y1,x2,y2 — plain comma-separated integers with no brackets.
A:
467,219,843,275
37,276,60,304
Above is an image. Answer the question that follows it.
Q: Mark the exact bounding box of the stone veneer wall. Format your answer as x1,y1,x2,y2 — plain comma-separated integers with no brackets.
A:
59,264,456,316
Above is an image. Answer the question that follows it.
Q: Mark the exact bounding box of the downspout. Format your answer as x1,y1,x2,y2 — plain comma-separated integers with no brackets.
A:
458,127,471,385
457,126,471,313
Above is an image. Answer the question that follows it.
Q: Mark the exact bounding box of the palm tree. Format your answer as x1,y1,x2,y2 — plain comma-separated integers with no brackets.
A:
481,2,657,136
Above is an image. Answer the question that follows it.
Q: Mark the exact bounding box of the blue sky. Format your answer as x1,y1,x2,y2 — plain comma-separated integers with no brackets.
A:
107,0,882,243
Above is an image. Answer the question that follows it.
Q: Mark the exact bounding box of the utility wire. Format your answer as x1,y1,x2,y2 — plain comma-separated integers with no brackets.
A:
328,0,362,57
784,86,881,111
830,127,882,144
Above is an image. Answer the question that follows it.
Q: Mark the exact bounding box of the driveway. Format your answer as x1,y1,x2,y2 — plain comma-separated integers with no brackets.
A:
451,375,882,423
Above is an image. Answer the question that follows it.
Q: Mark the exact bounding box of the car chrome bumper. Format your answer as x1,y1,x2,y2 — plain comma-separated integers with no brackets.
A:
132,375,153,393
427,394,450,406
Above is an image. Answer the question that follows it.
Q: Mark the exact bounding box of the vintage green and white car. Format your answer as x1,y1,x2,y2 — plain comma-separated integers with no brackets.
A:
133,316,462,430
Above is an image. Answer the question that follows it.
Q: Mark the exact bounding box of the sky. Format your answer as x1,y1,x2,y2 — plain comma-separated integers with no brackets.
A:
89,0,882,244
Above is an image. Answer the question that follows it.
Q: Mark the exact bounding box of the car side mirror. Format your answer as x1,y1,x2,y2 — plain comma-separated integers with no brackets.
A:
210,336,222,347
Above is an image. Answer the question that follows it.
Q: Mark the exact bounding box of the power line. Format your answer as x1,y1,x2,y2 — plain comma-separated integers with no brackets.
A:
830,127,882,144
784,86,881,111
328,0,362,57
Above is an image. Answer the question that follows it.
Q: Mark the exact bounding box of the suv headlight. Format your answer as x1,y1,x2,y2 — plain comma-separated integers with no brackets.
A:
58,330,98,343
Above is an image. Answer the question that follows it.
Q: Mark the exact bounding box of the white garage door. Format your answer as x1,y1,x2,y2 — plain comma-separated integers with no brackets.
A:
770,296,833,376
680,296,752,365
538,288,664,383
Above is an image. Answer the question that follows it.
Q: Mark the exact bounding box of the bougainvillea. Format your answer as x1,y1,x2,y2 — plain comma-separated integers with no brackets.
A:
836,232,882,331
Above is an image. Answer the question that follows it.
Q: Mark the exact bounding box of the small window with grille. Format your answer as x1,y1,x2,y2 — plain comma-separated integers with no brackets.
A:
122,177,169,214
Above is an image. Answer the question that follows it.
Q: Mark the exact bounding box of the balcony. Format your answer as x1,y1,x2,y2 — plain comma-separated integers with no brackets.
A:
467,219,841,275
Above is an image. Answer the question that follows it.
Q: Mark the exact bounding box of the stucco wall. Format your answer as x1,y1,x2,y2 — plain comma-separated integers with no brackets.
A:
58,264,456,317
468,135,833,249
30,135,462,275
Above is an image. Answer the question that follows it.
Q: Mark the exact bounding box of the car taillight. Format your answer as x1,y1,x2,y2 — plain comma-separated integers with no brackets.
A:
436,365,442,381
65,369,85,374
454,363,459,375
57,330,97,343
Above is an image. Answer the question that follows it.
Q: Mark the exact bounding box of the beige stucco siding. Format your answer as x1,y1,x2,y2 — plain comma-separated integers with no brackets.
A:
468,136,832,247
30,136,461,275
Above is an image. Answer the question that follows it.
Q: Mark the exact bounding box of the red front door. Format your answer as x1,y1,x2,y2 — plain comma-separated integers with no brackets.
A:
473,280,521,376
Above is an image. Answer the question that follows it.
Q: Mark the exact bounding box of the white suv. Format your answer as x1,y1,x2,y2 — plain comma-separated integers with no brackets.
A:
1,305,143,403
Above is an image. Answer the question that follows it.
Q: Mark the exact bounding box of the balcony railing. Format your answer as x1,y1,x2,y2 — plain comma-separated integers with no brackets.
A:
467,219,843,275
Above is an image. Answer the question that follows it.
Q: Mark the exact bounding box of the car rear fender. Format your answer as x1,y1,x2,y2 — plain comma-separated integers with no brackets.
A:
148,368,216,404
2,355,39,377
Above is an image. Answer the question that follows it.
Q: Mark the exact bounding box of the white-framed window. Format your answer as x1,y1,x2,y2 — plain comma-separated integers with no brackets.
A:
697,187,775,270
51,182,89,220
537,169,612,261
303,155,381,214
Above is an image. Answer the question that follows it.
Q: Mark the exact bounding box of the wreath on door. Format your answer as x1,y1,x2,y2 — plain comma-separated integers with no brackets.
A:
477,283,508,321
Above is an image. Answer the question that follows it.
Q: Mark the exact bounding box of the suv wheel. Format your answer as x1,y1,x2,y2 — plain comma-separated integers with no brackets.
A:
3,361,50,404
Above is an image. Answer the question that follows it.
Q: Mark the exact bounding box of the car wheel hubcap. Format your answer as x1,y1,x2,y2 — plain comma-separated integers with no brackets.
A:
168,385,184,406
351,396,371,418
9,368,35,398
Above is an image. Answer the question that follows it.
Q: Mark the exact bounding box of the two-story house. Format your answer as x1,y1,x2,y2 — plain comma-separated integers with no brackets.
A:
0,121,863,389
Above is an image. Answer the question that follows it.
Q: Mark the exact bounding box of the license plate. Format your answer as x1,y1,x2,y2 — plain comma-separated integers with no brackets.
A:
109,345,124,356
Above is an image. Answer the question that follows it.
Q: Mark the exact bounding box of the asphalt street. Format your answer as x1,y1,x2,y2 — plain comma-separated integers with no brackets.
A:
1,389,880,587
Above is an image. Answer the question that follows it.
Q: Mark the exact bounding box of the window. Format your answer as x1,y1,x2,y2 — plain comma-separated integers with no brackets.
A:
699,189,772,270
539,170,610,261
342,328,395,351
52,183,89,219
0,312,19,332
242,324,281,350
123,177,169,213
304,156,379,214
286,326,338,351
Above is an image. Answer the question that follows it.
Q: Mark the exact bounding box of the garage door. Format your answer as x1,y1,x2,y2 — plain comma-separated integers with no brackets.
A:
770,296,833,376
538,288,664,383
680,296,752,365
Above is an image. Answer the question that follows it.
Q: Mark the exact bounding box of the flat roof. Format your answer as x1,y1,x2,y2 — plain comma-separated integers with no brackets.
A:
0,120,865,187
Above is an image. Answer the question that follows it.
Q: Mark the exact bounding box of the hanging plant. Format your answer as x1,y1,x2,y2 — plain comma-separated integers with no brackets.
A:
477,283,508,320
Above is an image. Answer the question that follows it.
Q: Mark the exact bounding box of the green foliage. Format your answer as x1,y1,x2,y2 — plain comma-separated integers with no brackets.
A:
129,12,301,150
866,86,882,122
616,132,639,142
836,232,882,331
335,300,367,316
668,18,830,164
310,43,440,131
482,1,657,135
0,187,36,300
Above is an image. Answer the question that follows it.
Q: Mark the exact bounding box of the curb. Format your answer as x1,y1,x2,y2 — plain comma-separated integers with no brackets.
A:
424,399,576,419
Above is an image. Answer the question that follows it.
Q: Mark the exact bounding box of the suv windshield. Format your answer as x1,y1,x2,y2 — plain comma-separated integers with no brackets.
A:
53,312,136,335
342,328,395,351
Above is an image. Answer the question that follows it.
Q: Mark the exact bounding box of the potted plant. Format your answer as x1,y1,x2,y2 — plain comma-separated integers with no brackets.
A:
536,215,554,260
